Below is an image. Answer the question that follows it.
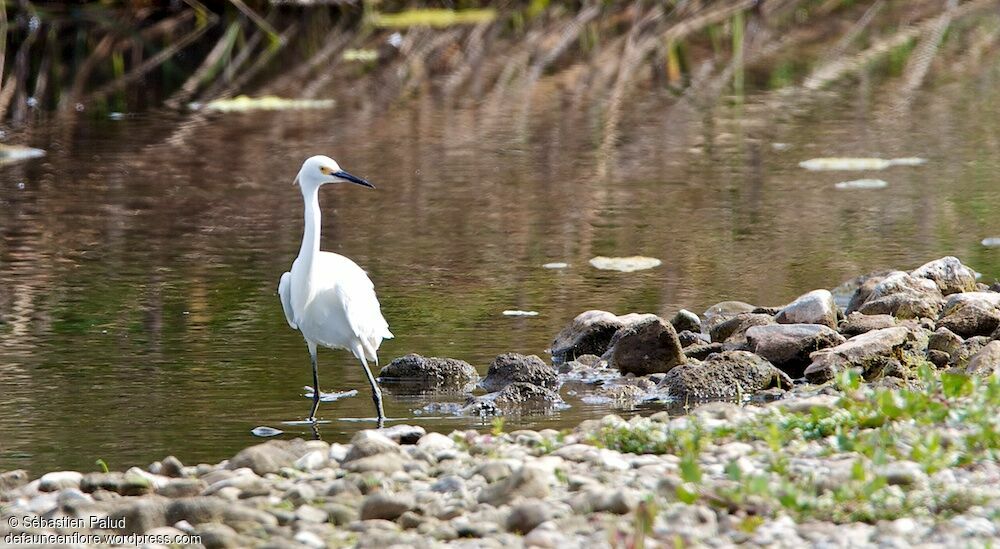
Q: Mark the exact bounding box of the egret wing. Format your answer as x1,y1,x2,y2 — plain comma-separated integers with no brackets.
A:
318,253,393,359
278,271,297,329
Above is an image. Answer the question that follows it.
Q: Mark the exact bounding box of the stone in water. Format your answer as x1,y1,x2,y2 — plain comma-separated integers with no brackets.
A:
0,144,45,166
835,179,888,190
303,388,358,402
542,262,569,269
799,158,892,171
982,238,1000,248
589,256,662,272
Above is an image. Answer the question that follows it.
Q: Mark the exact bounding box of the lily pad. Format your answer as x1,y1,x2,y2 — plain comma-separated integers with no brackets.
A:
0,144,46,166
250,426,283,437
589,256,662,272
191,95,336,113
542,262,569,269
342,49,378,62
502,310,539,317
982,237,1000,248
834,179,888,190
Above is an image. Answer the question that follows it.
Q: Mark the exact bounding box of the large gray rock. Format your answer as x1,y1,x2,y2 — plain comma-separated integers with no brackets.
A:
607,316,686,375
745,323,846,377
709,313,774,344
549,310,625,362
670,309,702,334
108,497,169,534
478,465,552,506
911,256,978,295
165,496,278,531
505,499,554,534
480,353,556,391
844,271,896,314
838,312,896,337
803,326,914,383
657,351,792,400
344,430,401,463
775,290,838,329
378,354,479,390
937,293,1000,338
360,492,415,521
966,340,1000,377
856,272,944,319
702,301,759,334
227,440,306,476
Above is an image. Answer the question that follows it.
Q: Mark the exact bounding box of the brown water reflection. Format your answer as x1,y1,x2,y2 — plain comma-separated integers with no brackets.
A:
2,73,1000,474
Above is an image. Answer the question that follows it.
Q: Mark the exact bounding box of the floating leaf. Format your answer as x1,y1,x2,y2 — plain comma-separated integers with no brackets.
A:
542,262,569,269
502,310,539,317
982,237,1000,248
303,387,358,402
0,144,46,166
342,49,378,62
799,157,927,171
251,426,283,437
371,8,496,29
589,256,662,272
191,95,336,113
834,178,888,190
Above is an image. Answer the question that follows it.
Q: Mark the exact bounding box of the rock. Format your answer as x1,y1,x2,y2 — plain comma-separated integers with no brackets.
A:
966,340,1000,376
295,504,328,523
709,313,775,343
950,336,992,369
937,295,1000,338
478,465,552,506
607,316,686,375
294,450,328,471
378,354,479,389
844,270,896,314
775,290,838,328
39,471,83,492
670,309,702,334
480,353,557,391
227,440,303,475
416,432,455,454
194,522,241,549
505,499,553,533
283,483,316,506
746,323,846,377
109,497,169,534
549,310,626,361
360,492,415,521
464,382,564,416
658,351,793,400
838,312,896,337
294,530,326,549
702,301,758,332
475,461,513,483
677,330,709,347
856,272,944,319
377,424,426,445
155,478,206,498
343,453,406,474
160,456,185,478
165,496,278,531
911,256,977,295
804,326,912,383
344,430,401,462
571,488,638,514
928,327,964,355
684,342,727,361
0,469,28,492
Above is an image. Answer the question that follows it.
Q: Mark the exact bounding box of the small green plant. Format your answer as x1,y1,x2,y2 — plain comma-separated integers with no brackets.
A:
491,416,505,436
95,458,109,473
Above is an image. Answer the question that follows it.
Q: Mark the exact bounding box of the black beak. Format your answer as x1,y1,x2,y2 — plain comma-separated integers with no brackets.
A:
334,170,375,189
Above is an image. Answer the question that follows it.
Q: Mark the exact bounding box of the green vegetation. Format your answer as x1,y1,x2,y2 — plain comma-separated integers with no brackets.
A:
588,370,1000,524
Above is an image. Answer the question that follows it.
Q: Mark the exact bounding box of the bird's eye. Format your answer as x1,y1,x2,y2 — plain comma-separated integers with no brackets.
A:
320,166,330,175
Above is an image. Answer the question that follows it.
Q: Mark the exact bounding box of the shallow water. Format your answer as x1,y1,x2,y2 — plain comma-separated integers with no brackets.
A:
3,71,1000,474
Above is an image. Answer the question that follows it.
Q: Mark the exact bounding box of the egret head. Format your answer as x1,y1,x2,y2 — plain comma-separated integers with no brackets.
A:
295,155,374,191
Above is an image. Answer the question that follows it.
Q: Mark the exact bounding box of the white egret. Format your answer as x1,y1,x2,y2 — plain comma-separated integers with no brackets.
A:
278,155,393,426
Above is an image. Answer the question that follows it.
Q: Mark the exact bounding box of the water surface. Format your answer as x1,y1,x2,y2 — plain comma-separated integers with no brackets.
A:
3,73,1000,473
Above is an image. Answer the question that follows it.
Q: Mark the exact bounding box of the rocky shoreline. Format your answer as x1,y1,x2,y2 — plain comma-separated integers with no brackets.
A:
3,256,1000,547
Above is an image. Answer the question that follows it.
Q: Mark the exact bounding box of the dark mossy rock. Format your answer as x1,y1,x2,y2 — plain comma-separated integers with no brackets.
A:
838,312,897,337
378,354,479,390
657,351,792,400
549,310,625,362
745,323,846,378
607,316,686,376
480,353,556,391
937,293,1000,338
709,313,774,344
463,382,564,416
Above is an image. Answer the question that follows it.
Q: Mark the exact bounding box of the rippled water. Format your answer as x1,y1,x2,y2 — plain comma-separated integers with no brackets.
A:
3,71,1000,474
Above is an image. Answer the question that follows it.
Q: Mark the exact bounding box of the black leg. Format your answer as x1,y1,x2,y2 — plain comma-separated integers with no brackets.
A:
360,357,385,427
308,344,320,421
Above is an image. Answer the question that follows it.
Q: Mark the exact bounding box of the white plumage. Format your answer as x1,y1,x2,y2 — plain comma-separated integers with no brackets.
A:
278,155,392,425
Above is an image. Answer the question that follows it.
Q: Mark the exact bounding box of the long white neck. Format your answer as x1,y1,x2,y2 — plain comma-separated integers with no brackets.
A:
299,185,322,268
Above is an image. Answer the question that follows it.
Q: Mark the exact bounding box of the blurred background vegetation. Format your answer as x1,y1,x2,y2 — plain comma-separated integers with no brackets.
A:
2,0,998,138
